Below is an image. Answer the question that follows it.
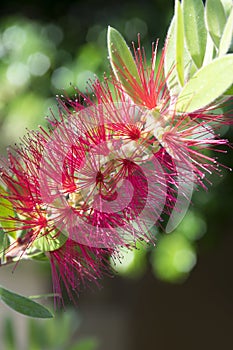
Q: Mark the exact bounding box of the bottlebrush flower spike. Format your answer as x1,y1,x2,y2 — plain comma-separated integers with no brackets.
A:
37,99,168,247
107,27,232,229
0,95,168,304
49,239,111,307
0,24,232,308
107,26,170,110
0,129,112,304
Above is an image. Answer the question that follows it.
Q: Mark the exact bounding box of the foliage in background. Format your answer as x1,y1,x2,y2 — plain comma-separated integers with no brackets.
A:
2,310,98,350
0,17,108,152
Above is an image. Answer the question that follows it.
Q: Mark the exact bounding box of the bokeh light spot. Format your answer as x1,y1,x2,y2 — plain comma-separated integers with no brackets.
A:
6,62,30,86
28,52,51,76
51,66,74,89
3,25,26,51
173,249,197,273
43,24,63,46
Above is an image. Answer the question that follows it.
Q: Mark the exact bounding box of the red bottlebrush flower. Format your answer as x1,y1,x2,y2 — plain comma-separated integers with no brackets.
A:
153,110,230,186
107,29,232,190
38,98,168,247
0,92,169,303
106,28,233,232
0,152,48,237
1,25,232,305
0,128,113,304
49,239,111,307
108,30,171,111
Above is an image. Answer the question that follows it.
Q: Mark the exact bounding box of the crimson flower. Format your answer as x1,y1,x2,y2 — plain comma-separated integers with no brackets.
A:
0,27,232,305
0,127,113,304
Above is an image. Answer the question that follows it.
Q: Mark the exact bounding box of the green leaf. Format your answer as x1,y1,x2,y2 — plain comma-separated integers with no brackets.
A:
0,230,10,263
205,0,227,47
164,18,182,95
107,26,141,91
224,84,233,95
30,252,48,261
0,186,16,239
203,33,215,65
165,15,194,95
220,0,233,17
0,286,53,318
219,6,233,56
33,231,67,252
176,54,233,112
175,0,185,86
183,0,207,68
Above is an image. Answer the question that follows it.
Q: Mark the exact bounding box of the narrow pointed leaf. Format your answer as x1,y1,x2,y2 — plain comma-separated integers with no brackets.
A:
176,54,233,112
0,286,53,318
205,0,226,47
164,18,181,95
175,0,185,86
165,11,195,95
219,6,233,56
183,0,207,68
220,0,233,16
107,26,141,91
203,33,215,65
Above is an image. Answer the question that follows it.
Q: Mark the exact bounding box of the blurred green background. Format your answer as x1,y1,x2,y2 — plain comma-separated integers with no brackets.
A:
0,0,232,349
